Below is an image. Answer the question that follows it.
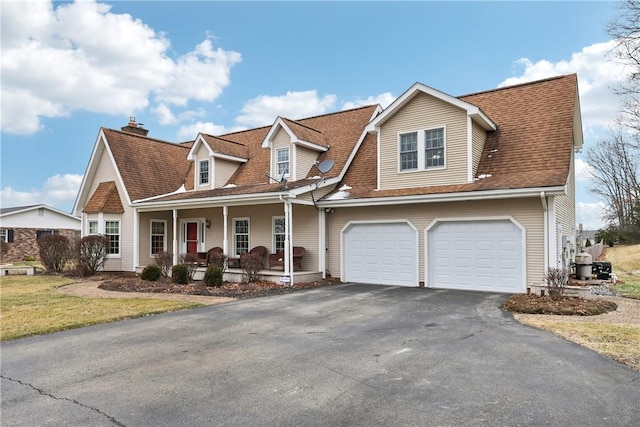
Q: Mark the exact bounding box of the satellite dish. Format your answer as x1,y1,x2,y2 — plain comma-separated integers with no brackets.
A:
276,168,286,183
316,159,334,174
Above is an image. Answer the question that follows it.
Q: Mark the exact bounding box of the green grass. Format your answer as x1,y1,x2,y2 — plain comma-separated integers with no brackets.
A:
604,244,640,299
0,275,201,341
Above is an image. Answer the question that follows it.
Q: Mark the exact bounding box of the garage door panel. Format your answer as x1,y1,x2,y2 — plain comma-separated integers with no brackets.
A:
344,222,417,287
428,220,523,293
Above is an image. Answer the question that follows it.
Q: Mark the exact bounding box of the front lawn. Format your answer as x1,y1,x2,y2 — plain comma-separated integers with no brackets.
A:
605,244,640,299
0,275,200,341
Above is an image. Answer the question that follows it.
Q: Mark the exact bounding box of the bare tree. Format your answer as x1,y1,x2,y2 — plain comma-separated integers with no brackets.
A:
586,129,640,237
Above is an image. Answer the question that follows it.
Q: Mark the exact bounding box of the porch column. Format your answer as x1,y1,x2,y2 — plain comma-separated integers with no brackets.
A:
283,201,290,277
288,202,294,276
318,208,326,279
172,209,178,265
223,205,229,255
133,208,139,271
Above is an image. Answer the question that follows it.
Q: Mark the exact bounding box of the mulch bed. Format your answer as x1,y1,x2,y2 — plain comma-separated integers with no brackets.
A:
503,294,618,316
98,276,342,299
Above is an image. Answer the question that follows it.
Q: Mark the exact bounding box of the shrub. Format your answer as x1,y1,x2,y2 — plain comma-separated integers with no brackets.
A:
208,251,227,273
585,238,592,247
38,234,72,273
179,253,198,281
203,265,224,287
23,255,37,262
172,264,189,285
545,267,569,301
77,234,109,276
154,251,173,277
241,253,263,283
595,227,618,247
141,264,162,281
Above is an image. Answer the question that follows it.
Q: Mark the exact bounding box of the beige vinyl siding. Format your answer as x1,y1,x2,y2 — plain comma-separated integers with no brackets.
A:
471,121,487,177
272,128,291,178
138,211,174,264
294,145,320,181
379,92,469,190
326,198,545,288
89,145,134,271
290,205,319,271
214,158,239,187
554,153,576,266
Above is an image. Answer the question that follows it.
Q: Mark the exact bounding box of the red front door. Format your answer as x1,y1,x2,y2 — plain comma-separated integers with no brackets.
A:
186,222,198,253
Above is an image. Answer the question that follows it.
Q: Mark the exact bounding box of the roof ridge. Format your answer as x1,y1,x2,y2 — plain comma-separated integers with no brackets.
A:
457,74,576,98
283,117,323,134
202,133,247,147
102,127,190,149
298,104,377,122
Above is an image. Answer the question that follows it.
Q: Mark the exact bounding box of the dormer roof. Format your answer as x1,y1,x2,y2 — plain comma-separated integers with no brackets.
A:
261,117,329,151
365,82,497,132
83,181,124,213
188,134,249,163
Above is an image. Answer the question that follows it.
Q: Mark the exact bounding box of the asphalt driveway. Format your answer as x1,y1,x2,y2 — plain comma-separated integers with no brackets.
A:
2,284,639,426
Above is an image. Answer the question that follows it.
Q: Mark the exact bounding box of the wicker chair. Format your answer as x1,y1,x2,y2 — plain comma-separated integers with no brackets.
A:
240,246,268,268
268,246,305,270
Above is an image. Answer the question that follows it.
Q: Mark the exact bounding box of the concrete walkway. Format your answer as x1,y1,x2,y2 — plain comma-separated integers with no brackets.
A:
57,280,235,305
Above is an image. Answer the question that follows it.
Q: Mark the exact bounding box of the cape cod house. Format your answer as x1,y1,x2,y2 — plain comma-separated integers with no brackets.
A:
73,74,582,293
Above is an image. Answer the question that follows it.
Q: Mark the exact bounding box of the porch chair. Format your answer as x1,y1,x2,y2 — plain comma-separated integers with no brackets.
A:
206,247,224,267
268,246,305,271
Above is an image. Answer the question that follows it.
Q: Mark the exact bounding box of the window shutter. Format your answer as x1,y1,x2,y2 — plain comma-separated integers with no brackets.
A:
36,230,43,241
7,229,14,243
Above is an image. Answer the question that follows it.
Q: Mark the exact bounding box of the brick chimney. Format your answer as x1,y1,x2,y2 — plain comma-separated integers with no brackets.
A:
121,116,149,136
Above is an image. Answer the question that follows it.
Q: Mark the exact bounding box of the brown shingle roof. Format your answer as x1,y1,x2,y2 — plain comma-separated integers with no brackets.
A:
83,181,125,213
281,118,328,148
326,74,578,200
102,128,191,201
199,134,249,160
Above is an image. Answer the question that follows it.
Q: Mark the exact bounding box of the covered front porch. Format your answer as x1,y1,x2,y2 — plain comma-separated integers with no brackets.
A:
132,195,328,284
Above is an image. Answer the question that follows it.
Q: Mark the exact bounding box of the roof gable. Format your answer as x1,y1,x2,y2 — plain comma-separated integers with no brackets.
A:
0,204,79,220
83,181,125,213
366,82,496,132
195,134,249,162
261,117,329,151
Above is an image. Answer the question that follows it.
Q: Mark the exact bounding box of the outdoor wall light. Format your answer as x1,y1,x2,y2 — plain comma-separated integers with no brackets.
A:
205,219,211,228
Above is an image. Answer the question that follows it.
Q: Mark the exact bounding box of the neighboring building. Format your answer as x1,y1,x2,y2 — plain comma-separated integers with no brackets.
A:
0,204,81,263
73,75,582,293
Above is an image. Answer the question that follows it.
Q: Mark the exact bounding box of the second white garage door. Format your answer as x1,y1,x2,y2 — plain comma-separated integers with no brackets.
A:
427,219,524,293
343,222,418,287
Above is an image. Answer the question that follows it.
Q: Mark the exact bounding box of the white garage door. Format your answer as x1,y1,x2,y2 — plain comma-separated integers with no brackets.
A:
428,220,524,293
343,222,418,287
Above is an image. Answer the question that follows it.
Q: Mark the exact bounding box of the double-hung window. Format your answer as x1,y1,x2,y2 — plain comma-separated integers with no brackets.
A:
276,147,289,177
88,220,98,235
425,128,444,168
105,220,120,255
0,229,7,243
199,160,210,185
400,132,418,171
273,217,286,253
399,127,445,172
150,220,166,255
233,218,249,256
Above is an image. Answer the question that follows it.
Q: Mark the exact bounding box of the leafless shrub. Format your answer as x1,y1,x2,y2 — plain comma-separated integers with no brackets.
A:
241,253,263,283
77,235,109,276
208,252,227,273
179,253,198,282
545,267,570,301
154,251,173,277
38,234,72,273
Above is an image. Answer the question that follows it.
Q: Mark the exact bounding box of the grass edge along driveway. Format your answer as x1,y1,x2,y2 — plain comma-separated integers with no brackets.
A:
0,275,201,341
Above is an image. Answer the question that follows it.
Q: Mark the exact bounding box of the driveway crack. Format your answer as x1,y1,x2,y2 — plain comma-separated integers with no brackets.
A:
1,373,126,426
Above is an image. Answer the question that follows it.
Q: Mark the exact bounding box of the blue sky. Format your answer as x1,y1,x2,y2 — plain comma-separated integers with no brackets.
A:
0,0,625,229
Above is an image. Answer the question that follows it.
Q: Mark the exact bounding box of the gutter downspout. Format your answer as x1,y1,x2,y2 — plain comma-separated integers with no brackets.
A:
540,191,548,273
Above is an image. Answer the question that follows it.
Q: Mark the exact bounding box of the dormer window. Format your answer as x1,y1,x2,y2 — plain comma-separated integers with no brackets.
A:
399,127,446,172
276,147,290,177
199,160,210,185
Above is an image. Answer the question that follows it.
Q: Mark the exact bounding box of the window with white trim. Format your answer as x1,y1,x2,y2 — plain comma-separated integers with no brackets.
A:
400,132,418,171
399,127,446,172
105,220,120,255
199,160,210,185
150,220,166,256
276,147,289,176
425,128,444,168
0,229,7,243
233,218,249,256
88,220,98,235
273,217,286,253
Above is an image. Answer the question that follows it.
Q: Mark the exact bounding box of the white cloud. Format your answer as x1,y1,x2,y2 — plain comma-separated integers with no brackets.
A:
236,90,337,127
575,158,595,181
152,103,177,126
1,173,83,213
576,201,607,230
498,40,628,132
0,0,240,135
176,121,245,141
342,92,395,110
